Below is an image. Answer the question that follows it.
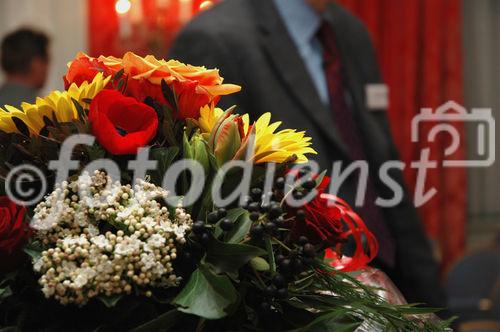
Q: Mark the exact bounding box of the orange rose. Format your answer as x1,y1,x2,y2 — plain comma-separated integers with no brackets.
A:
120,52,241,119
65,52,241,119
63,52,116,90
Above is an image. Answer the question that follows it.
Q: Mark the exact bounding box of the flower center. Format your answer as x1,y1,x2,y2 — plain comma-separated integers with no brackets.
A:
116,126,128,136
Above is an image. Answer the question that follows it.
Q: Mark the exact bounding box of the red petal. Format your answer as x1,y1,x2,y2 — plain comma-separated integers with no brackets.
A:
89,90,158,155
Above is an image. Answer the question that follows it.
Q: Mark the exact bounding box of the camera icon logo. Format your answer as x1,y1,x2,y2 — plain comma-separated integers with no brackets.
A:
411,101,495,167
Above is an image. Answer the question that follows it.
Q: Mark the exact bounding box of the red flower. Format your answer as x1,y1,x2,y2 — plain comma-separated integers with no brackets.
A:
63,52,241,120
172,80,221,119
125,78,167,105
126,79,222,119
322,195,378,272
289,176,344,247
89,90,158,155
288,175,378,271
63,52,114,89
0,197,30,272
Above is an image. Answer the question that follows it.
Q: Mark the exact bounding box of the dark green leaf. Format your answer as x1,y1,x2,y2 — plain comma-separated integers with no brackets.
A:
112,68,125,81
173,265,238,319
161,79,177,112
224,208,251,243
288,310,362,332
161,109,178,147
87,144,106,161
71,97,87,122
150,146,179,184
204,238,266,278
117,79,125,91
0,285,12,300
98,294,122,308
23,240,44,260
153,146,179,173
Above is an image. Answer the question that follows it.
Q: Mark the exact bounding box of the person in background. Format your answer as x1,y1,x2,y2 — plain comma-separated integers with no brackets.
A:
170,0,446,308
0,28,50,107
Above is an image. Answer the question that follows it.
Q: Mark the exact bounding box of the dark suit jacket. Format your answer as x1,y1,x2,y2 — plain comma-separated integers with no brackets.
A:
170,0,445,307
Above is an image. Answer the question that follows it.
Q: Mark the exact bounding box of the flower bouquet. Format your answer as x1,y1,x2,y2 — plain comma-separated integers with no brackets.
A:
0,52,451,331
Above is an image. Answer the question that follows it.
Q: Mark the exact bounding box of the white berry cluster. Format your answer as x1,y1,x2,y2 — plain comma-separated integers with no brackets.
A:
30,171,192,306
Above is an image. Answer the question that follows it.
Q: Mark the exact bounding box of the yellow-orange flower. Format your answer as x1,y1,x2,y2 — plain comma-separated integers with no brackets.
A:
65,52,241,119
0,73,110,136
202,105,316,164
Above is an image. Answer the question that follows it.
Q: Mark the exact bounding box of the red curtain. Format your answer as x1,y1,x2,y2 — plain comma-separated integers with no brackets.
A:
338,0,465,268
87,0,211,58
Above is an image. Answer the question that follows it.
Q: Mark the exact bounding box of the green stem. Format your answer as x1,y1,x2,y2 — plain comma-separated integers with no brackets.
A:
280,184,295,206
272,236,292,252
265,236,276,273
294,272,315,285
195,318,205,332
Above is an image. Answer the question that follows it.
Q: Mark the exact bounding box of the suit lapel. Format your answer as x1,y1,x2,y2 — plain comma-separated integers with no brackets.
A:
250,0,349,158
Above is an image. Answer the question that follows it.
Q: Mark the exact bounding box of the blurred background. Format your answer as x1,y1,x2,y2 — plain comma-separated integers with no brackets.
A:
0,0,498,327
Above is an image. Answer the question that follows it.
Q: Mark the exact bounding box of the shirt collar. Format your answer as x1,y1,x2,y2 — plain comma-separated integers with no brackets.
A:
273,0,321,46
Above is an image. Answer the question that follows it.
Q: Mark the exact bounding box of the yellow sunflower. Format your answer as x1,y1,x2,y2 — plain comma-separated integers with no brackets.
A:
0,73,110,136
250,113,316,163
200,104,316,164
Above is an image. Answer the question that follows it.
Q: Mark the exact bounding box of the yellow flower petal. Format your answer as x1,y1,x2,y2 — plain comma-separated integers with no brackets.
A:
0,73,108,136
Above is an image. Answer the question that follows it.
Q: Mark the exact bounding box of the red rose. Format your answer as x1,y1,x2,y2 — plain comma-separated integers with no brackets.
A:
287,173,378,271
289,176,344,247
0,197,30,272
64,52,114,89
89,90,158,155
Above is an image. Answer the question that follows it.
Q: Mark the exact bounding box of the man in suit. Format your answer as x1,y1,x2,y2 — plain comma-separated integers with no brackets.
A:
170,0,445,307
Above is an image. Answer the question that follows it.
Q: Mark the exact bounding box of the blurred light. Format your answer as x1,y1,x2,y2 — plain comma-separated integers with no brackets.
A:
199,0,214,11
115,0,132,15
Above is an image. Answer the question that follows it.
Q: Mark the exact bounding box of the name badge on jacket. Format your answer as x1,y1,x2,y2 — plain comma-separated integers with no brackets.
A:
365,84,389,110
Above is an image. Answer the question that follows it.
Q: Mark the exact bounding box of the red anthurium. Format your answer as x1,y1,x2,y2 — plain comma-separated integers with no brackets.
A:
89,90,158,155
